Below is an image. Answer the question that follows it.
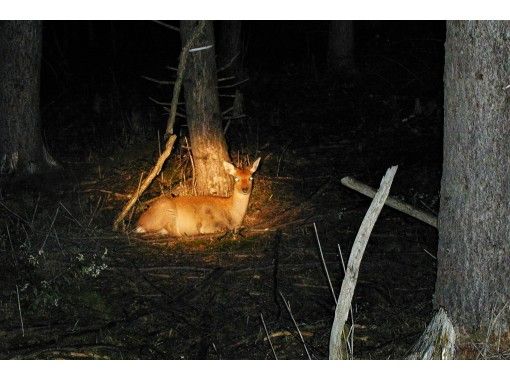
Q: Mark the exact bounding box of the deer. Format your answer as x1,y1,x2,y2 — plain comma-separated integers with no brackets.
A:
135,157,261,236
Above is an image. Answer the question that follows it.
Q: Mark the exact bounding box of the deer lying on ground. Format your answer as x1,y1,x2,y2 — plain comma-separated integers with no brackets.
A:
135,158,261,236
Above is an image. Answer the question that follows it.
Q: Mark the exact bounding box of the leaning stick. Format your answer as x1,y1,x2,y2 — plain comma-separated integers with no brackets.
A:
341,176,438,229
329,166,398,360
112,21,205,231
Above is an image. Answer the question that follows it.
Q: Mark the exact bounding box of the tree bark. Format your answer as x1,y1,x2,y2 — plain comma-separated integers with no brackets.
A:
180,20,231,196
435,21,510,334
327,21,355,74
0,21,55,176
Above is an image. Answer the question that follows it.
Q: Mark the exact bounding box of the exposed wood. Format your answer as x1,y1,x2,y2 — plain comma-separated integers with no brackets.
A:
407,308,456,360
341,176,438,228
329,166,398,360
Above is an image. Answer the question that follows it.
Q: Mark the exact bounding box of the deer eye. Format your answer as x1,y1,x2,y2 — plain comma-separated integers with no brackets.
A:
249,176,253,181
234,177,240,182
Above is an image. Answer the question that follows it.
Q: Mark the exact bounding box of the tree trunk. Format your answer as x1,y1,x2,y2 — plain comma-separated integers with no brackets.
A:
216,21,246,132
327,21,355,74
435,21,510,334
216,20,244,80
0,21,56,176
180,20,231,196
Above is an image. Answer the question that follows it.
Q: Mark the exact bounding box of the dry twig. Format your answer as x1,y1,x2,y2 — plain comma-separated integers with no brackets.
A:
279,292,311,359
313,223,337,305
260,313,278,359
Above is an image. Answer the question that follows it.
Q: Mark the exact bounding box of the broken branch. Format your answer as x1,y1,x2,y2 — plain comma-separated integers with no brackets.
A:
341,175,437,228
329,166,398,359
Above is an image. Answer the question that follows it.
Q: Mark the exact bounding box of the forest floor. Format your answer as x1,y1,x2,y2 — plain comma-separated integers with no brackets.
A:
0,69,443,359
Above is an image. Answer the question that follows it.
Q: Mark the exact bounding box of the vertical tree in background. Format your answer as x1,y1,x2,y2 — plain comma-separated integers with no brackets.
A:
0,21,56,176
216,20,246,130
180,20,231,196
328,21,355,74
216,20,244,80
435,21,510,336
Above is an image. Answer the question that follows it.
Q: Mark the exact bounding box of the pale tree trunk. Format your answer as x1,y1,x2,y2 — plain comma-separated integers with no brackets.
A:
0,21,56,176
435,21,510,335
327,21,355,74
180,20,231,196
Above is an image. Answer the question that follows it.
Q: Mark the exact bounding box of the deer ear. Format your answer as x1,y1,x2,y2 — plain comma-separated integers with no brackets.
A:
223,161,236,176
250,157,261,173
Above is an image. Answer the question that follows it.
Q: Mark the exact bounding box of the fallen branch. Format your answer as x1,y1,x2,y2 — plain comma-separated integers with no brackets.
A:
329,166,398,360
112,21,206,231
341,176,437,229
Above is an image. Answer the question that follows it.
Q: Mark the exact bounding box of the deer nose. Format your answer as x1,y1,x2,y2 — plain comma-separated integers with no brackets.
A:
242,187,249,194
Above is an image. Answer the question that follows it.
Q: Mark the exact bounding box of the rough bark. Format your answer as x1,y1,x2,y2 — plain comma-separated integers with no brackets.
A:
0,21,56,176
435,21,510,334
180,20,231,196
327,21,355,74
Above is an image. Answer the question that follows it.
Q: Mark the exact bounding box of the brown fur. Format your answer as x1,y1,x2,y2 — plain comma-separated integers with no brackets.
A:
135,158,261,236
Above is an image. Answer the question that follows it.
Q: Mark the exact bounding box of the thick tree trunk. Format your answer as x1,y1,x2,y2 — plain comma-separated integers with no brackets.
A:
435,21,510,334
180,20,231,196
327,21,355,74
0,21,56,176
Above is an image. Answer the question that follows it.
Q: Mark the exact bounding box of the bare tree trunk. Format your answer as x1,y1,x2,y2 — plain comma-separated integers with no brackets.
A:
327,21,355,74
435,21,510,334
180,20,231,196
0,21,56,176
216,20,244,80
216,21,246,131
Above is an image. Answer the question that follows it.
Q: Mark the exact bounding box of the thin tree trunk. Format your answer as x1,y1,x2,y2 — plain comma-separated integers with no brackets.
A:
216,20,244,80
180,20,230,196
435,21,510,334
0,21,55,175
327,21,355,74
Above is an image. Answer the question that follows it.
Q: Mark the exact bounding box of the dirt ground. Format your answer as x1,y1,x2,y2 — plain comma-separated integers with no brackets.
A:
0,66,442,359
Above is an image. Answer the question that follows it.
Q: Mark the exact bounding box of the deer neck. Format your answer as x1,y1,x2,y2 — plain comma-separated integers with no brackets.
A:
229,189,252,227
